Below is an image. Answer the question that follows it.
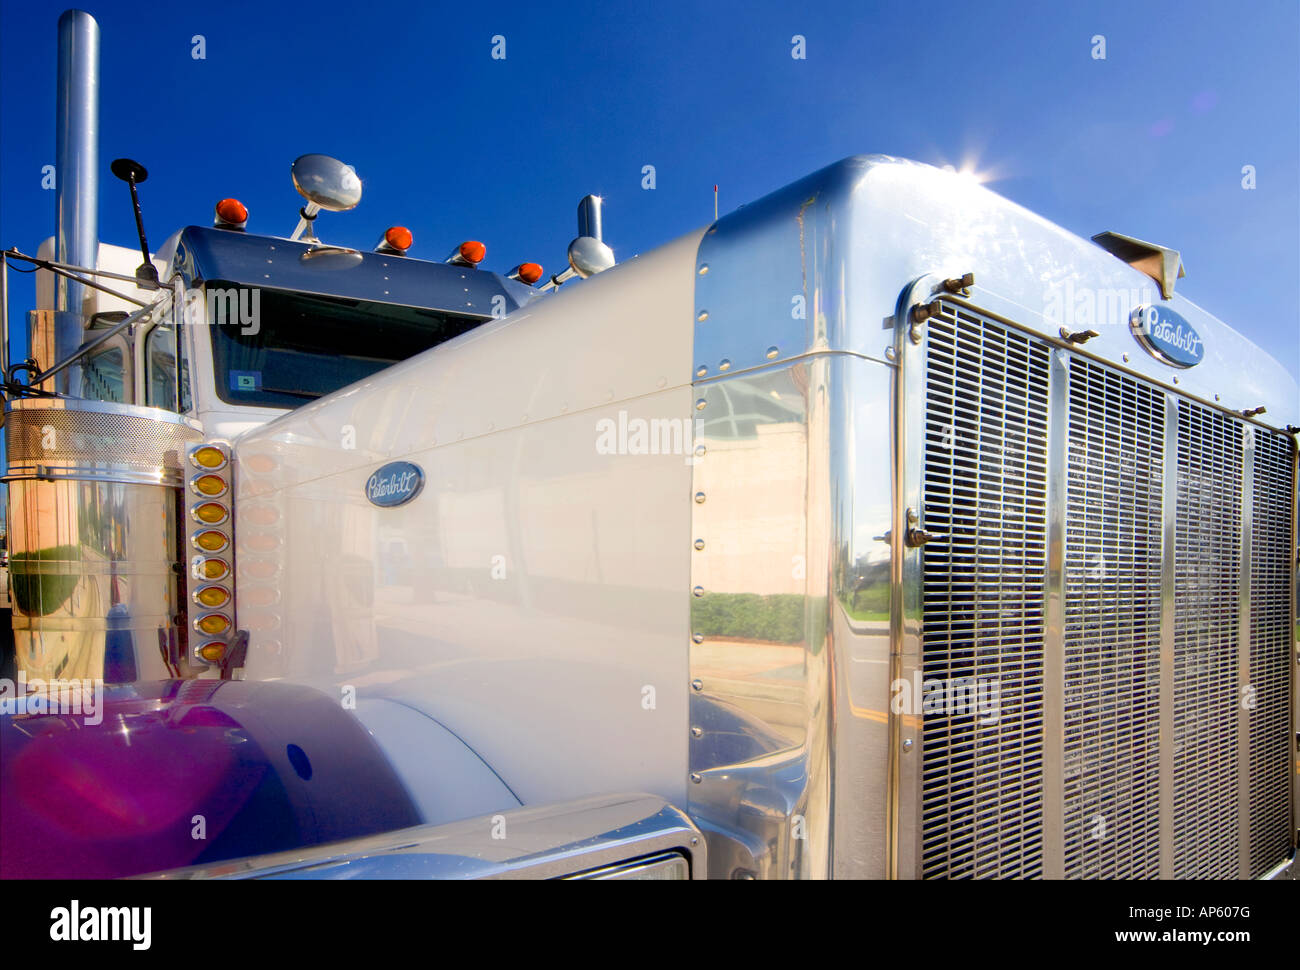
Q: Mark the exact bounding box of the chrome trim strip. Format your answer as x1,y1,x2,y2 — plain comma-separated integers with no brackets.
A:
1042,349,1069,880
890,277,932,879
5,395,202,429
1158,394,1178,880
144,794,705,880
1238,428,1255,878
1290,438,1299,864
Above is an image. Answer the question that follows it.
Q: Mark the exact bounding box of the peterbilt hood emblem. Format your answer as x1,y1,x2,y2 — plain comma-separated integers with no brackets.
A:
366,461,424,507
1129,304,1204,368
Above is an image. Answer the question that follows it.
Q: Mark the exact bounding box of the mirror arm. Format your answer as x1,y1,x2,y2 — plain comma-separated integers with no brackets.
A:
289,203,322,243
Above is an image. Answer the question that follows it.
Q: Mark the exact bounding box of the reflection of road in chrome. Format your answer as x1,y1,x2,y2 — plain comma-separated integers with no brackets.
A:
693,603,916,877
691,640,806,746
833,601,891,878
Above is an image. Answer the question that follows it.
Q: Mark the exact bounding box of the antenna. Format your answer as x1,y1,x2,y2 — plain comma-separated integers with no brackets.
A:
714,184,718,221
110,158,159,289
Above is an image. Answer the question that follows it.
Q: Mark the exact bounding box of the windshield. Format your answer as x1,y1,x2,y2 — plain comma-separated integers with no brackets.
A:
207,284,487,408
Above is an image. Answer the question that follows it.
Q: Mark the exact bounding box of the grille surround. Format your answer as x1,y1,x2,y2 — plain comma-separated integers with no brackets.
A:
912,301,1295,880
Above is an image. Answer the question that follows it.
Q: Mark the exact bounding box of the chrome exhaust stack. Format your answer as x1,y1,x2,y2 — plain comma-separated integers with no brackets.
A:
53,8,100,395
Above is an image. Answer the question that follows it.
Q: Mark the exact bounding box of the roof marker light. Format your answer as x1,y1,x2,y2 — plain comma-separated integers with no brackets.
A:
447,240,485,266
376,226,413,255
214,198,248,230
509,262,544,285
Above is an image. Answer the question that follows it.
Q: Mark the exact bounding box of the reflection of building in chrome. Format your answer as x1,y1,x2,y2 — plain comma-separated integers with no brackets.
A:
691,371,807,598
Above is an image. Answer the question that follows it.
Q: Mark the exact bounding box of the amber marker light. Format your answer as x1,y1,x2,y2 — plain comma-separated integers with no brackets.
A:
195,614,231,636
198,558,231,581
197,642,227,663
194,585,231,609
193,530,229,553
193,474,228,498
190,446,227,470
193,502,229,526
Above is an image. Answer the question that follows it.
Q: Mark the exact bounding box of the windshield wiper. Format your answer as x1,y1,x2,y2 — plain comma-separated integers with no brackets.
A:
258,386,323,400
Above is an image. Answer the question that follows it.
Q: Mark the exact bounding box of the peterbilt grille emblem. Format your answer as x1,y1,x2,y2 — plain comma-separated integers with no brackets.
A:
365,461,425,507
1130,304,1204,368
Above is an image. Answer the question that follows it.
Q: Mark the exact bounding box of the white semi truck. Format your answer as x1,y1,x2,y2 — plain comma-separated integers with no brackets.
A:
0,9,1295,881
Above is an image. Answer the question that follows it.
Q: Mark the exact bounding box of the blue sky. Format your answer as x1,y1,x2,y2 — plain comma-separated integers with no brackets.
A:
1,0,1297,379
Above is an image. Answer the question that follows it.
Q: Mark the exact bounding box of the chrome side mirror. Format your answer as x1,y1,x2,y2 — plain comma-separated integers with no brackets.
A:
567,195,614,278
540,195,616,290
567,235,615,279
289,154,362,242
292,154,362,211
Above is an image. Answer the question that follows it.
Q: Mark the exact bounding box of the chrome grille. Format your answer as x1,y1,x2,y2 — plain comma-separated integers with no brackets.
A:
1171,403,1242,879
1248,431,1294,877
919,306,1050,879
916,303,1294,880
1061,360,1164,879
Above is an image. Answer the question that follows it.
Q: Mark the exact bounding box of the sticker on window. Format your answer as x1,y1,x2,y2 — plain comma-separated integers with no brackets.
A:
230,370,262,392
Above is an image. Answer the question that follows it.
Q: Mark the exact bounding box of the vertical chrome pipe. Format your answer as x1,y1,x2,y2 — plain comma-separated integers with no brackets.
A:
54,9,100,394
577,195,603,242
1,252,9,379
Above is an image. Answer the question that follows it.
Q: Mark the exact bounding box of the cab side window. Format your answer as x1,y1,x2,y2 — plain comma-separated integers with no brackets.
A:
144,325,192,412
79,344,128,403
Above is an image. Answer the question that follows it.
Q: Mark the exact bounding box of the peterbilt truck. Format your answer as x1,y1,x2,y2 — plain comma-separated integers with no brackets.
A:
0,10,1296,881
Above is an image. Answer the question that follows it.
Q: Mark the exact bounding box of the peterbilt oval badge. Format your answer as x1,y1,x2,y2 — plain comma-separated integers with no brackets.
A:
365,461,424,507
1130,304,1204,368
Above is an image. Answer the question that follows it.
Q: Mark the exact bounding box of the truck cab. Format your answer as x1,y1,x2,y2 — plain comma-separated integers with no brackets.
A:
44,223,539,440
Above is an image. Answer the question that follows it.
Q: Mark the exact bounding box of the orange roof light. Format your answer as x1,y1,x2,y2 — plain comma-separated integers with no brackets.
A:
510,262,544,285
449,243,486,266
214,198,248,229
377,226,413,255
